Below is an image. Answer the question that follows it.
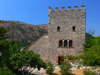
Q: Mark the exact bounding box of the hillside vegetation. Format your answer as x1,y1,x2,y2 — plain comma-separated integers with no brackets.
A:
0,21,48,47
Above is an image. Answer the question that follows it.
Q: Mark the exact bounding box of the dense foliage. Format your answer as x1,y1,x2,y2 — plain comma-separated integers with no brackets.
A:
0,27,10,40
81,46,100,66
0,41,21,68
0,69,15,75
83,32,95,51
0,26,18,68
10,50,47,70
67,55,74,61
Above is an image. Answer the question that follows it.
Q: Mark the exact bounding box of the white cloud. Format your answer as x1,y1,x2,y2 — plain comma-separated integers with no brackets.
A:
88,23,91,25
92,34,98,37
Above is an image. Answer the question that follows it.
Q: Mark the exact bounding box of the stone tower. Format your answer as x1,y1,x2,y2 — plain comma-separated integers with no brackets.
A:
48,6,86,63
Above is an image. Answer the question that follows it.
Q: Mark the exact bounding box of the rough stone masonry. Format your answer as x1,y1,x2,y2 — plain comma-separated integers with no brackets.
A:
29,5,86,64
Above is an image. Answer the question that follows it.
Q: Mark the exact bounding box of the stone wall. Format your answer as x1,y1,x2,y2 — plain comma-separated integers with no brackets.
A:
29,34,49,61
48,6,86,63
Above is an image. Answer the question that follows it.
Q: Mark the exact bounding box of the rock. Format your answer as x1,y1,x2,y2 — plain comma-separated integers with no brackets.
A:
55,66,60,71
75,65,78,68
29,67,34,72
39,68,46,74
86,66,91,69
31,68,38,73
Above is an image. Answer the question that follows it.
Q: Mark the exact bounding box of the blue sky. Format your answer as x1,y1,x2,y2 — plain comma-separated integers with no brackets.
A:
0,0,100,36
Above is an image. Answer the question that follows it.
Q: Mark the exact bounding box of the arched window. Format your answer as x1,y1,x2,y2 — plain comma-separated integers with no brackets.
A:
69,40,73,47
59,40,63,47
72,26,76,31
64,40,67,47
57,26,60,31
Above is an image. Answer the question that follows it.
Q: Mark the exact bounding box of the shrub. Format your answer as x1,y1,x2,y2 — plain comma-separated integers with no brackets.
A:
28,27,34,32
46,62,54,75
77,65,81,69
92,66,98,70
83,69,97,75
59,61,72,75
82,46,100,66
38,28,47,36
18,27,25,33
10,50,47,70
0,69,15,75
67,55,74,61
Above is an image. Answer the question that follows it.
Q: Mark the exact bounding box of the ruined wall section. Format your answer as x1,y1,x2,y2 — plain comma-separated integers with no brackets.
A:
48,6,86,63
29,34,49,61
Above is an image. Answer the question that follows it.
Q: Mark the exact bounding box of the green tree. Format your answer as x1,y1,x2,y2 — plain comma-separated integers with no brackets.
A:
82,35,100,66
0,41,20,66
3,42,22,70
9,42,22,55
81,46,100,66
0,69,15,75
0,27,10,41
0,25,23,74
10,50,47,73
0,26,11,59
83,32,94,51
0,25,22,69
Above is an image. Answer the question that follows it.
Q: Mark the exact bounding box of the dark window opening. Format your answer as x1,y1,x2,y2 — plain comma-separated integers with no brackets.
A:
59,40,63,47
64,40,67,47
57,26,60,31
72,26,76,31
69,40,73,47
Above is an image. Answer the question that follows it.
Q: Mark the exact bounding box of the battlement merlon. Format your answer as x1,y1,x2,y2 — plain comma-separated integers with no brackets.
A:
55,7,59,12
81,5,85,12
68,6,71,11
61,7,65,12
49,5,85,14
74,6,78,10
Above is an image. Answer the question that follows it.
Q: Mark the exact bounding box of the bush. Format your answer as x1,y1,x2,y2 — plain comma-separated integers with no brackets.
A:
82,46,100,66
77,65,81,69
28,27,34,32
83,69,97,75
67,55,74,60
18,27,25,33
46,62,54,75
10,50,47,70
0,69,15,75
38,28,47,36
59,61,72,75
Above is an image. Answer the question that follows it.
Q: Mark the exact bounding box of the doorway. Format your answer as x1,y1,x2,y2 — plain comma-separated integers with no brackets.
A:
58,56,65,65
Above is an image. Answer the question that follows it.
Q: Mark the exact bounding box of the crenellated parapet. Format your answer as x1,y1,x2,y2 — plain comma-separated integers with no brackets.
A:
49,5,85,14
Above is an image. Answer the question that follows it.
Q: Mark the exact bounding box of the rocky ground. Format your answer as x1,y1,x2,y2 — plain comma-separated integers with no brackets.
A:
20,62,100,75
